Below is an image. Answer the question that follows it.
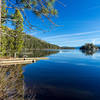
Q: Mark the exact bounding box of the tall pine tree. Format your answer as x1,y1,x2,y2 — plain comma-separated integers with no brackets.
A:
0,0,59,57
13,9,24,56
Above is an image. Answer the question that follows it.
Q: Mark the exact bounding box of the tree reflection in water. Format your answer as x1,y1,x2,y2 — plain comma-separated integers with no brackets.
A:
80,49,98,56
0,64,42,100
0,64,24,100
19,50,59,58
0,65,51,100
0,50,59,100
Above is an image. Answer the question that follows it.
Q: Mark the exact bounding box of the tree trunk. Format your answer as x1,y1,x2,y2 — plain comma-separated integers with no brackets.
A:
0,0,1,51
14,52,16,58
0,0,1,28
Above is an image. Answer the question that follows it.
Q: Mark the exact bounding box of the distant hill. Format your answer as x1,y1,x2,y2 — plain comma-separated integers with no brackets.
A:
75,47,80,49
95,44,100,48
2,26,74,50
60,46,75,49
23,34,60,50
23,34,77,50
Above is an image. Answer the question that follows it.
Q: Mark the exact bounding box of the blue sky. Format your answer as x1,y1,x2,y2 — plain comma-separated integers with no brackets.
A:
7,0,100,47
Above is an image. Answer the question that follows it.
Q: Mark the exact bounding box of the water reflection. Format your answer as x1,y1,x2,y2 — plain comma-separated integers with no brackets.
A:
0,50,59,100
19,50,59,58
80,49,98,56
24,83,93,100
1,50,100,100
0,64,24,100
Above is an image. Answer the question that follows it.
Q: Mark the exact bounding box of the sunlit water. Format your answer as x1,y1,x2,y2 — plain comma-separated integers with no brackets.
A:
1,49,100,100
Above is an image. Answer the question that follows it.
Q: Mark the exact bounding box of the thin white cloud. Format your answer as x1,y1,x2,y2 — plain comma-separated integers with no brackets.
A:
65,38,100,43
42,30,100,46
43,30,100,40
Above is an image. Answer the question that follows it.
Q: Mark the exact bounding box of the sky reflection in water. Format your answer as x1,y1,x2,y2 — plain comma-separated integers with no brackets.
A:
23,50,100,100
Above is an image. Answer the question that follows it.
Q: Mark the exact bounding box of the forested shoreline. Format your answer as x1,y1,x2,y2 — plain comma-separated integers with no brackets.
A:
23,34,60,50
1,0,59,57
1,26,60,57
1,0,74,58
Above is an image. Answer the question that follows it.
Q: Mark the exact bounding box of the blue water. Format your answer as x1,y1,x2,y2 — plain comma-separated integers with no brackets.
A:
23,50,100,100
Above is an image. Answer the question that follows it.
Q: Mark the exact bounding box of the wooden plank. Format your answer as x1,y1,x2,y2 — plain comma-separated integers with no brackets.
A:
0,57,48,66
0,57,48,61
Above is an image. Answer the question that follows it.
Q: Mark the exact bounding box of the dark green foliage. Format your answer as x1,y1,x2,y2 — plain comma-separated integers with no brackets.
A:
23,34,60,50
13,9,24,32
1,0,59,57
80,43,99,50
80,43,99,56
1,26,59,57
13,9,24,53
60,46,75,49
19,0,57,15
1,9,24,56
4,0,58,22
19,50,59,57
1,0,7,23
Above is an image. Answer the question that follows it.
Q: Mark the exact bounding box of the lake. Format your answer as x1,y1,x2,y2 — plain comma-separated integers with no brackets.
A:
0,49,100,100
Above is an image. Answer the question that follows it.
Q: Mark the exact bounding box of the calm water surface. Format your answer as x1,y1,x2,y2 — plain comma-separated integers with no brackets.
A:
1,49,100,100
23,49,100,100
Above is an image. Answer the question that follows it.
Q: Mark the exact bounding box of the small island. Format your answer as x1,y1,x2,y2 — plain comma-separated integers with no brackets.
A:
80,43,99,50
80,43,99,55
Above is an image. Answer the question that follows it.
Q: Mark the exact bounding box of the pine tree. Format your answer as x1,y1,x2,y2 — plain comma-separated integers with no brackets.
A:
0,0,59,57
1,0,7,23
1,9,24,57
5,9,24,57
0,0,7,56
13,9,24,54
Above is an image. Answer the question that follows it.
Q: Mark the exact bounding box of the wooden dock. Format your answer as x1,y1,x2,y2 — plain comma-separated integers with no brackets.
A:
0,57,48,66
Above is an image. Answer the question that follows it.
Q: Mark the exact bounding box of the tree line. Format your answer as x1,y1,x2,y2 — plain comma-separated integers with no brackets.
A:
23,34,60,50
1,26,59,57
1,0,60,57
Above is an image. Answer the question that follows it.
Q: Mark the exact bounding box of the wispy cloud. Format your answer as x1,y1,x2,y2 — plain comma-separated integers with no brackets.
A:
43,30,100,46
43,30,100,40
